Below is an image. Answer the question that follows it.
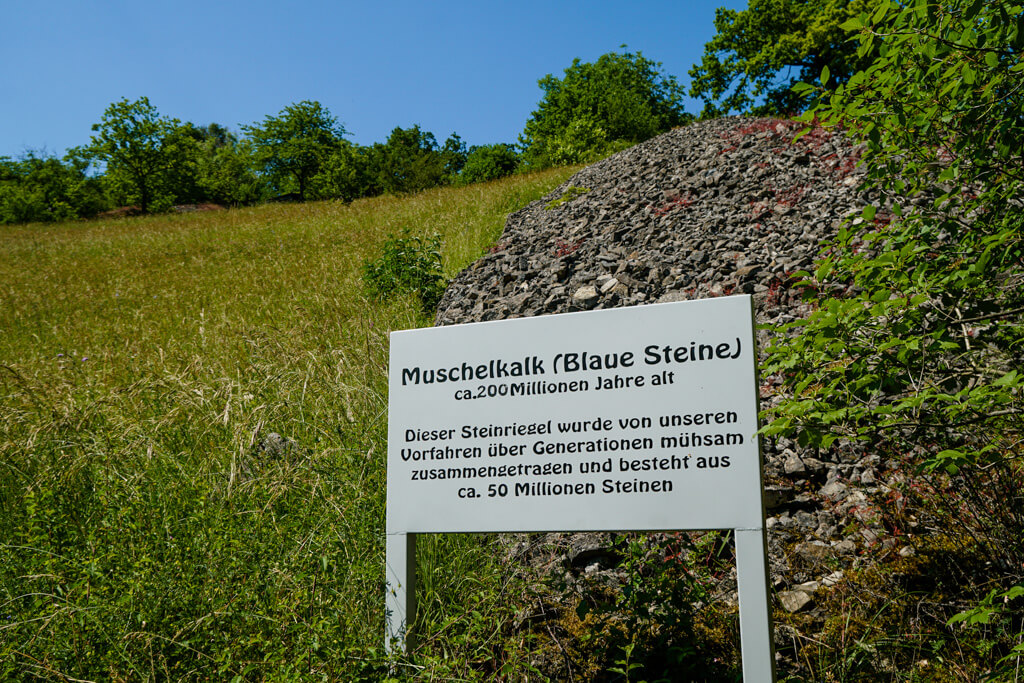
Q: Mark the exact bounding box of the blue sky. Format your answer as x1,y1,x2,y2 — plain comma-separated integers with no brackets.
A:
1,0,745,158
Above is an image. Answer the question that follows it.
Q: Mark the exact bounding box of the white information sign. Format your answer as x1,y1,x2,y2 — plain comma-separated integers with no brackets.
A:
385,296,775,681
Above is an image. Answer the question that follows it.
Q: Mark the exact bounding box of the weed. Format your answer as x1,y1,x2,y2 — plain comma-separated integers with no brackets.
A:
362,229,447,312
533,532,741,681
651,191,694,216
553,237,584,257
545,185,591,210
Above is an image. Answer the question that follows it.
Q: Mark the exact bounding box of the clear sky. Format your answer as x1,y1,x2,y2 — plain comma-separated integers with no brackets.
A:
1,0,744,159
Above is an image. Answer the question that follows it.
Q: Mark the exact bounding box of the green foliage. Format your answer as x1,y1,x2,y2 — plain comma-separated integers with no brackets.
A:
242,100,347,200
362,229,448,312
83,97,198,213
520,48,690,168
308,143,376,202
1,99,490,224
458,143,521,185
368,126,464,195
534,115,627,169
190,123,269,206
948,581,1024,675
0,151,107,224
544,184,591,209
764,0,1024,675
605,534,733,681
439,132,468,180
689,0,874,117
0,77,581,227
543,533,740,681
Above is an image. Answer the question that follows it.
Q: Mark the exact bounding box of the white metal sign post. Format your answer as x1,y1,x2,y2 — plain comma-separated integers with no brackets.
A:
385,295,775,681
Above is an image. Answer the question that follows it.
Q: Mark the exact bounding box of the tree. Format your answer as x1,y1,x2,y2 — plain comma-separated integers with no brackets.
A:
0,151,107,224
309,144,375,202
765,0,1024,673
188,124,269,206
520,49,689,168
439,133,468,180
242,101,347,200
689,0,873,118
458,143,521,185
369,125,452,195
84,97,197,213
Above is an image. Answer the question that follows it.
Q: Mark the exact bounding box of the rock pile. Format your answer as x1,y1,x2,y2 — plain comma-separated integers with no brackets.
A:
434,116,902,671
437,116,866,324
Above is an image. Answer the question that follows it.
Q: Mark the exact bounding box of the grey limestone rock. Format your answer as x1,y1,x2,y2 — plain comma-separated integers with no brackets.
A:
778,590,814,613
432,117,897,671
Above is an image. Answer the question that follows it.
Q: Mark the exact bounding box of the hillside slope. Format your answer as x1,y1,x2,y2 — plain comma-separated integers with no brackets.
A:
0,169,583,681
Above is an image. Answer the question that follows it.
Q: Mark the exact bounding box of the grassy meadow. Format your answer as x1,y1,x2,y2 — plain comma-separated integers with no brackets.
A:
0,168,577,680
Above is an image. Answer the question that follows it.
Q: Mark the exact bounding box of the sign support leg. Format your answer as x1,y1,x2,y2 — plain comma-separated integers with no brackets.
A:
735,527,776,682
385,532,417,652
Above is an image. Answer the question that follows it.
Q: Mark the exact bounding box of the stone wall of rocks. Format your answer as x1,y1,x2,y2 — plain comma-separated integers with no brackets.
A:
434,117,900,672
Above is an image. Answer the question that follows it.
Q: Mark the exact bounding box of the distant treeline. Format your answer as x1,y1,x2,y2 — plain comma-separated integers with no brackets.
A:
0,101,523,223
1,3,905,227
1,49,691,225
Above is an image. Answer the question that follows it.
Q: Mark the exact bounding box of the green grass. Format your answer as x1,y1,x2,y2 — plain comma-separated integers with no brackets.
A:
0,169,576,681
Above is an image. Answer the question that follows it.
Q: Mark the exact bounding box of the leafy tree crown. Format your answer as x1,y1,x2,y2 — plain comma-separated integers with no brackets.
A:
520,49,689,167
242,100,348,200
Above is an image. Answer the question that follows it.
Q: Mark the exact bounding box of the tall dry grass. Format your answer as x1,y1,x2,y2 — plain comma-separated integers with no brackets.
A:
0,168,576,680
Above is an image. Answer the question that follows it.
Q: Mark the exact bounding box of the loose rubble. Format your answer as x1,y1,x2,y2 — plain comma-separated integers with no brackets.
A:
435,117,899,674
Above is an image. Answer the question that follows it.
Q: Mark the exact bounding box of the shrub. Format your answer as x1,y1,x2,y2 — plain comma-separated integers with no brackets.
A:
520,49,690,168
765,0,1024,675
0,152,107,224
362,230,447,312
458,143,521,185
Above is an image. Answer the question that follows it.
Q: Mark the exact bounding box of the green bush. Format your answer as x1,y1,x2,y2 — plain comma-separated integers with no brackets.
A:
0,152,107,224
458,143,521,185
764,0,1024,676
362,230,447,312
520,48,690,168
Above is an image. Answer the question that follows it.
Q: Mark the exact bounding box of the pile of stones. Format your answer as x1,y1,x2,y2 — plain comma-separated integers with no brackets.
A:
434,117,907,671
437,116,867,324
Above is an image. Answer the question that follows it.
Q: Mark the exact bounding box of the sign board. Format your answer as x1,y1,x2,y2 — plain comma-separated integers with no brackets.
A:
385,296,775,681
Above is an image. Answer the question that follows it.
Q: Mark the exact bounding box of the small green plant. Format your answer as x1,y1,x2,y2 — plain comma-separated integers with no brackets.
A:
608,640,643,682
362,229,447,312
558,533,738,681
949,583,1024,674
544,184,591,210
